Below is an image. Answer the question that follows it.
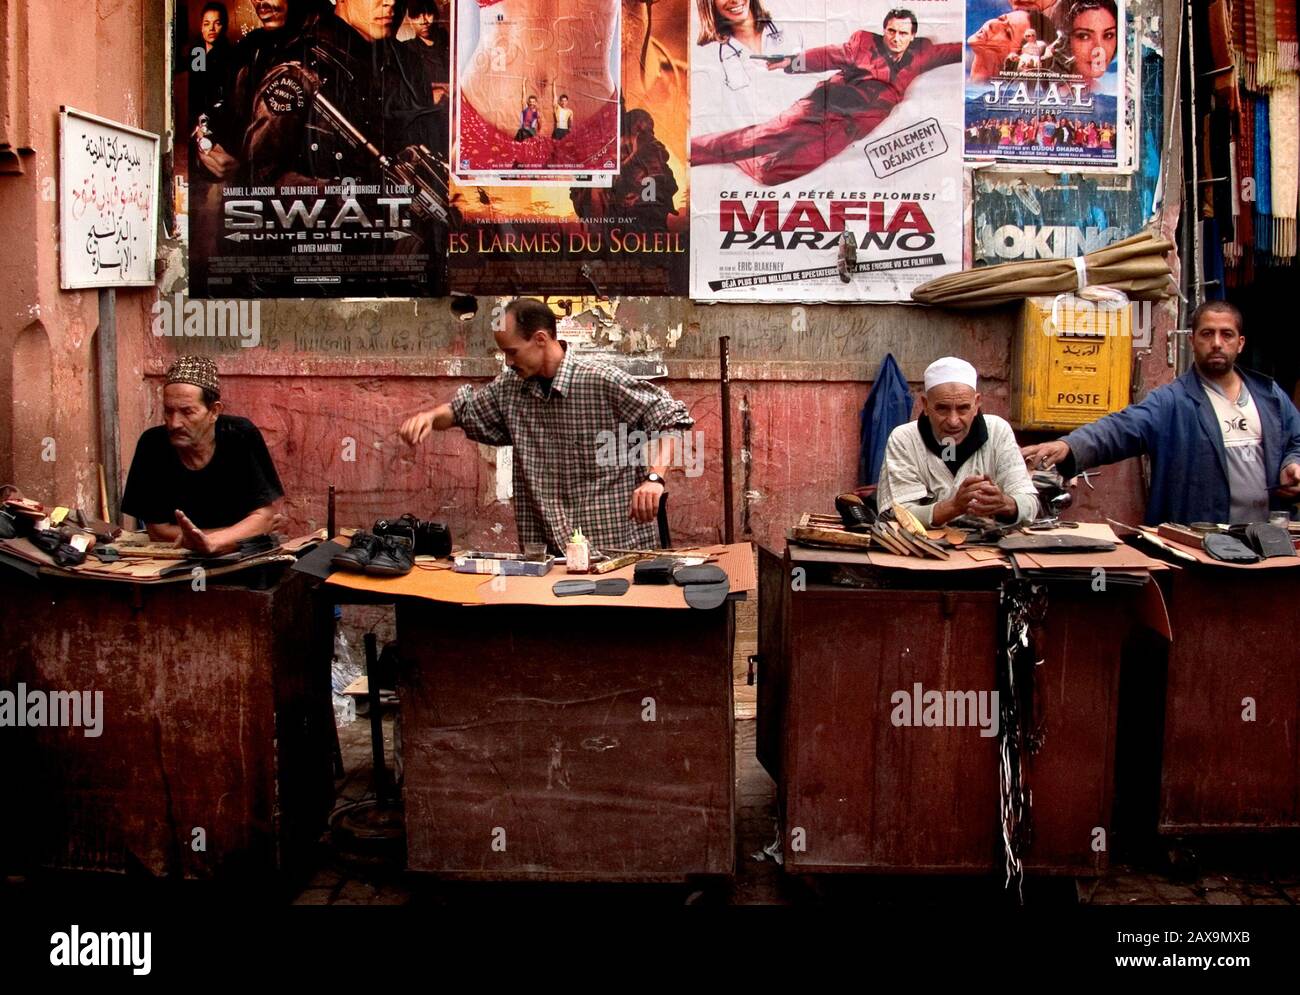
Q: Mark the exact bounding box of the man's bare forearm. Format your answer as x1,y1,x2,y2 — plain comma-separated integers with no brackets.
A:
203,505,278,553
646,433,676,479
146,522,182,543
153,506,277,553
429,403,457,430
929,496,965,527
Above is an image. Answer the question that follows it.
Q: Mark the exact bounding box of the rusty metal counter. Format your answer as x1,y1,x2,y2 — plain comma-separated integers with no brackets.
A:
757,543,1158,876
0,562,335,879
393,599,737,882
1157,564,1300,833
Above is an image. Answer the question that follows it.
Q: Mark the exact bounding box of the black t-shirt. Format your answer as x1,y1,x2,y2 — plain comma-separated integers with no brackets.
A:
121,415,284,529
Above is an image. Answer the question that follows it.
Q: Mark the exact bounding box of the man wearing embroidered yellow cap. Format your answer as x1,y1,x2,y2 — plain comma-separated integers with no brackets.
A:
121,356,285,554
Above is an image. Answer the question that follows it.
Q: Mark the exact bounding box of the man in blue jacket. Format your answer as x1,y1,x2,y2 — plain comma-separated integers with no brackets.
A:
1021,301,1300,525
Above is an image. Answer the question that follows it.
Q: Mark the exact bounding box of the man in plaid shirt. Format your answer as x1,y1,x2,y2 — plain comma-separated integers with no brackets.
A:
399,299,693,552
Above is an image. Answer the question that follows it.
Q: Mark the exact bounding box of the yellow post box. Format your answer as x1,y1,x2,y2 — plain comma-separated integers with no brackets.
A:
1012,294,1133,431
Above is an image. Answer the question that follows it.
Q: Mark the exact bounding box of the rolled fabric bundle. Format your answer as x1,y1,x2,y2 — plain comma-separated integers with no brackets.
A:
910,232,1176,309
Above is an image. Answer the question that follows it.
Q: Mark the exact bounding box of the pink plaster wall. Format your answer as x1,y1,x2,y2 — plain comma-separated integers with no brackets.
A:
0,0,155,513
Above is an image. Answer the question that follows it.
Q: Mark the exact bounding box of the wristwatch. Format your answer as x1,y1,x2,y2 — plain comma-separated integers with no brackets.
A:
644,473,666,487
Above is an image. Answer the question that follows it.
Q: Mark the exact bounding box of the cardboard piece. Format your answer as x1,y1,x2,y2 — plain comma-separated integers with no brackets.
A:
1136,576,1173,642
292,536,350,580
1009,544,1165,571
325,562,489,604
475,544,756,609
788,539,1006,571
0,537,56,567
864,549,1008,571
1138,527,1300,571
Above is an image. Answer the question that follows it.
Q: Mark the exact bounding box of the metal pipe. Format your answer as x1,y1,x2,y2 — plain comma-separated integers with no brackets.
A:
1174,0,1198,376
718,334,735,544
364,632,389,802
1185,0,1201,314
96,288,121,523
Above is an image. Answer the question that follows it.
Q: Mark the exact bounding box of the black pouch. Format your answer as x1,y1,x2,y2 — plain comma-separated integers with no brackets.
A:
1203,532,1259,563
236,533,280,557
374,514,452,558
633,557,674,584
673,564,728,586
835,493,876,532
1244,523,1296,559
31,529,63,555
53,543,86,567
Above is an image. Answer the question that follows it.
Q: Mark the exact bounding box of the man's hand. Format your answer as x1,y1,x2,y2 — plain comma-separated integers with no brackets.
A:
766,57,793,71
1278,463,1300,499
1022,440,1071,470
630,480,665,524
967,479,1016,519
174,510,226,555
195,139,239,181
932,475,990,525
400,409,438,446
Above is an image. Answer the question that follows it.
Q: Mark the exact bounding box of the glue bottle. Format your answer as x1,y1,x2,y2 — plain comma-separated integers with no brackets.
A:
565,528,590,573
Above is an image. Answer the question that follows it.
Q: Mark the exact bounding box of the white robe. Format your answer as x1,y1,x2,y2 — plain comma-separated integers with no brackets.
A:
876,414,1040,527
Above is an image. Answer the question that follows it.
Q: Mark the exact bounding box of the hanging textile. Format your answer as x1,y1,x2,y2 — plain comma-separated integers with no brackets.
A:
1280,0,1299,71
1269,76,1299,259
1228,98,1255,283
857,354,912,488
1245,0,1260,90
1256,96,1274,256
1261,0,1279,89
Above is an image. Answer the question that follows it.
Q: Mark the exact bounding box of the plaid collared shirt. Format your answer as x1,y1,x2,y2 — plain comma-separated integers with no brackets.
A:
452,345,694,552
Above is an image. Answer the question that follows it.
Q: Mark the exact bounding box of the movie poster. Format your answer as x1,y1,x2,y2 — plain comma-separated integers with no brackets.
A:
451,0,621,184
971,32,1162,266
447,0,690,295
689,1,966,303
963,0,1127,169
180,0,452,298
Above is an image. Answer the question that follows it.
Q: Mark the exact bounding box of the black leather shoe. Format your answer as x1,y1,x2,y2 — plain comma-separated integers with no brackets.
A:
365,535,414,577
332,532,381,572
835,492,876,532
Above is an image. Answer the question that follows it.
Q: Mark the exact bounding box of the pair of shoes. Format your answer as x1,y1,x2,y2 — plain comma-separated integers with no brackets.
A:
332,532,414,577
373,514,451,558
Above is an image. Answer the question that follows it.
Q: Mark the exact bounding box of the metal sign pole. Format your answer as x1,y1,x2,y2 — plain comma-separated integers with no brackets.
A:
97,287,121,524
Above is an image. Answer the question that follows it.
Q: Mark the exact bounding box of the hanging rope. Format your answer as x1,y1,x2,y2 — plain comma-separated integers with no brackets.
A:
998,578,1048,902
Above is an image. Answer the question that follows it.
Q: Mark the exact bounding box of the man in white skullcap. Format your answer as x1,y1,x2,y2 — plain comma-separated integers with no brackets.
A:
876,357,1039,527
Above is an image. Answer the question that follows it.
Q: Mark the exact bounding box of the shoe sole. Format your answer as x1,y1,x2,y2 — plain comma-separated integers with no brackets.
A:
364,561,412,577
331,555,372,571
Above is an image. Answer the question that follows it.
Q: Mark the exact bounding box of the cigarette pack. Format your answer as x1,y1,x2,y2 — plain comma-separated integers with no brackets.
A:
452,553,554,577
